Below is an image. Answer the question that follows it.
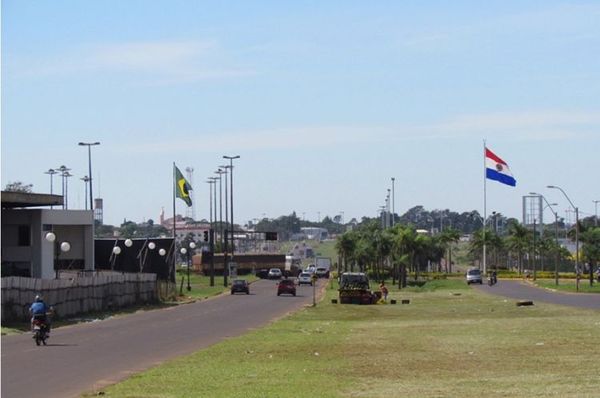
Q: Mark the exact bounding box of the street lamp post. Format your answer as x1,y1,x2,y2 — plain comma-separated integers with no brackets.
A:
223,155,240,288
56,165,71,209
180,241,196,292
220,165,230,239
63,171,73,209
594,200,600,227
531,192,560,285
391,177,395,227
547,185,584,288
215,169,225,249
44,169,58,209
80,176,90,210
78,142,100,213
206,179,216,287
45,232,71,278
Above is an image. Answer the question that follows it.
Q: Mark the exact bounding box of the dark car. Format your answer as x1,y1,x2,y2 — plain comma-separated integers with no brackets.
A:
277,279,296,296
231,279,249,295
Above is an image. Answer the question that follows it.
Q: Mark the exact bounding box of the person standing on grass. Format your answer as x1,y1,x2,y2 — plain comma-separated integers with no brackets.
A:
379,281,389,301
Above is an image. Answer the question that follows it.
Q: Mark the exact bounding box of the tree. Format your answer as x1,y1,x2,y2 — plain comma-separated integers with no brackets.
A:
5,181,33,193
506,222,530,275
581,227,600,285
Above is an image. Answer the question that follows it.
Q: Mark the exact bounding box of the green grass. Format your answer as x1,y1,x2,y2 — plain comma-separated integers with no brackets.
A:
533,278,600,294
84,280,600,398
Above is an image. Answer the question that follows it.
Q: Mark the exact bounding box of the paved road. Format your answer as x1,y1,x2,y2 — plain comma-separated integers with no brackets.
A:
1,278,323,398
472,280,600,310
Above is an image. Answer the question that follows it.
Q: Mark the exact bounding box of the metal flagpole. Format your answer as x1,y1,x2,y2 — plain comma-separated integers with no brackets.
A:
483,140,487,275
172,163,177,285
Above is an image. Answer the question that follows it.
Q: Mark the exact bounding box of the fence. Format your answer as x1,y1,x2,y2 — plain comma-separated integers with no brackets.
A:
1,272,158,322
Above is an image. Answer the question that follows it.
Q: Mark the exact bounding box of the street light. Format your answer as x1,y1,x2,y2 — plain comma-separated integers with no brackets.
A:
594,200,599,227
215,169,225,249
63,171,73,209
547,185,585,288
206,179,216,287
44,169,58,209
530,192,560,285
78,142,100,212
219,165,230,238
56,165,71,209
391,177,395,227
223,155,240,288
45,232,71,278
80,176,90,210
180,241,196,292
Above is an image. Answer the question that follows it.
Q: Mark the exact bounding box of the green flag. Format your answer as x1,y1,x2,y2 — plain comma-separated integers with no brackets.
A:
174,165,192,207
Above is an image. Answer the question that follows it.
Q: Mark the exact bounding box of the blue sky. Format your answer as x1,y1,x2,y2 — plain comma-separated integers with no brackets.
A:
2,1,599,227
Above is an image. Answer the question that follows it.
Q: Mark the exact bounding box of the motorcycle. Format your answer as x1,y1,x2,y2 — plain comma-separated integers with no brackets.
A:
487,273,497,286
32,315,49,346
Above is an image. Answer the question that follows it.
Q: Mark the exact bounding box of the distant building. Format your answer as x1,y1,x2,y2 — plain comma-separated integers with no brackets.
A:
300,227,328,241
160,208,209,244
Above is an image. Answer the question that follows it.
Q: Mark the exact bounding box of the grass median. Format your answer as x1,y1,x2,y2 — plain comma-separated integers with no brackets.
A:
84,279,600,398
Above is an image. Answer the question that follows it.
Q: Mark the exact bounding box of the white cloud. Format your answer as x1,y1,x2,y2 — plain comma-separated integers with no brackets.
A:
8,40,253,83
118,109,599,154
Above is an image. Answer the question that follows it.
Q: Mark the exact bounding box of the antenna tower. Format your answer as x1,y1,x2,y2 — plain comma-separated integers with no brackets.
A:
185,167,196,220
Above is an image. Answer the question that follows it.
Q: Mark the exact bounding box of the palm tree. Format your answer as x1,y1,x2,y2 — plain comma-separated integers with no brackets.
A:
439,228,460,273
506,222,530,275
335,231,357,274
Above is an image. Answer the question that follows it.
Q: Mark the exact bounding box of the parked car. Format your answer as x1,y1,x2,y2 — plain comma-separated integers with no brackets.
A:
231,279,250,294
466,268,483,285
298,272,313,285
277,279,296,296
315,267,330,278
268,268,283,279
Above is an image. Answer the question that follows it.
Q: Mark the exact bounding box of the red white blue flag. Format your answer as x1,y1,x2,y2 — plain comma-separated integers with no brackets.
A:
485,147,516,187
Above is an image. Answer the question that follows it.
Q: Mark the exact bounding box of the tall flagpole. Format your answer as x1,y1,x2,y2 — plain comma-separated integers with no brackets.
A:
172,162,177,284
483,140,487,275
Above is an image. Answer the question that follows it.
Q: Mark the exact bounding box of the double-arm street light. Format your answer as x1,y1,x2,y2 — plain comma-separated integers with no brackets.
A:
531,192,560,285
180,241,196,292
44,169,59,209
223,155,240,288
547,185,587,287
78,142,100,212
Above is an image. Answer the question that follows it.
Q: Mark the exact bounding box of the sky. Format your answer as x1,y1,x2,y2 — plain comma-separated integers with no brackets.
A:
2,1,599,227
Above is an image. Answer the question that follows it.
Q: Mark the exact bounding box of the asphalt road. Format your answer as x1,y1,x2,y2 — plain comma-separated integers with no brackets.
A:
472,279,600,310
1,278,324,398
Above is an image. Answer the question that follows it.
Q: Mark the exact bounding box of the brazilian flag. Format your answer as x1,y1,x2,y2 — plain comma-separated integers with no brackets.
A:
174,165,192,207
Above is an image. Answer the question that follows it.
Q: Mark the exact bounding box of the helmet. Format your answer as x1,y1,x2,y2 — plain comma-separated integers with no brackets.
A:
35,295,42,302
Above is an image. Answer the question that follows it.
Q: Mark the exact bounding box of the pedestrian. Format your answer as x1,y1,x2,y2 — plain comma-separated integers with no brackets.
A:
379,281,389,302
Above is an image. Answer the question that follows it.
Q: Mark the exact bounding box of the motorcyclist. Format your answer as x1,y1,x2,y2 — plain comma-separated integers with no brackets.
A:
29,295,52,334
492,270,497,285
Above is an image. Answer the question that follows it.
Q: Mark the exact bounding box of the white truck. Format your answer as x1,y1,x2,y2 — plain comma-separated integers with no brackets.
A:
314,256,332,278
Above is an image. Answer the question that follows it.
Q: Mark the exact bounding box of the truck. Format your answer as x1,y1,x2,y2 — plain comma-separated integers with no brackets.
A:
338,272,377,304
314,256,332,278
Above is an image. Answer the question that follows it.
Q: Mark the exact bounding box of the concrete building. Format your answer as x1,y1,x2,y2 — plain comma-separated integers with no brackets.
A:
1,191,94,279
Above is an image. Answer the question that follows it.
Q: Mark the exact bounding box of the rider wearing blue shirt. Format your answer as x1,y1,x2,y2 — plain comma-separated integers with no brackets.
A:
29,295,52,332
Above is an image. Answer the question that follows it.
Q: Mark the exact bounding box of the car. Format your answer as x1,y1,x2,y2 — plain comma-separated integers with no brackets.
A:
231,279,249,294
277,279,296,296
298,272,313,285
466,268,483,285
315,267,330,278
304,265,316,274
268,268,283,279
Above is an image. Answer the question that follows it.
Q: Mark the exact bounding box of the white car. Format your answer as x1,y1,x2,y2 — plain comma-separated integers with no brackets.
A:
298,272,313,285
305,265,316,274
268,268,282,279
